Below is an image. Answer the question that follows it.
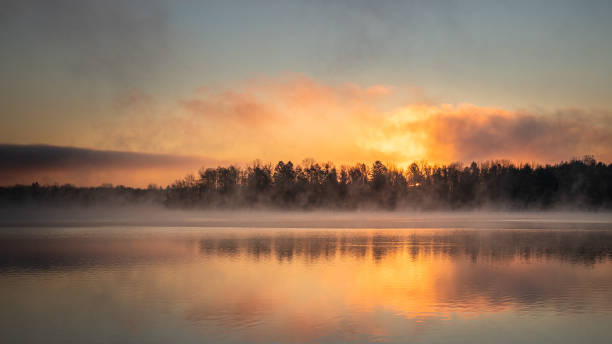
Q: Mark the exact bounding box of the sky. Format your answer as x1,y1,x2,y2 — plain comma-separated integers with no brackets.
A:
1,0,612,186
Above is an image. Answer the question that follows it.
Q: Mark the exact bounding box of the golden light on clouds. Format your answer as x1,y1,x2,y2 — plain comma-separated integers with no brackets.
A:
380,104,612,164
94,75,612,170
4,76,610,187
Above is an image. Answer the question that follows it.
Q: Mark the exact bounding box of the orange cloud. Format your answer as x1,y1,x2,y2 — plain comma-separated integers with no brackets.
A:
96,76,391,166
373,104,612,164
95,76,612,170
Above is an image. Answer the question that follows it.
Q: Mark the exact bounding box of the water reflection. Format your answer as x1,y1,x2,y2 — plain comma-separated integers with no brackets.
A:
191,230,612,264
1,228,612,343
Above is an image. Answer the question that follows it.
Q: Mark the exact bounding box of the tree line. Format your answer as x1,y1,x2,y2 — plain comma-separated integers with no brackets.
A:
1,156,611,210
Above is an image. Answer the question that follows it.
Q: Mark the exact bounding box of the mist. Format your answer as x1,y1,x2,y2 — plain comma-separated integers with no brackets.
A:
1,205,611,231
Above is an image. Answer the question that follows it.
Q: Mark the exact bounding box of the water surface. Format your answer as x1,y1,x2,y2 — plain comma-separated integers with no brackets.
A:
2,220,612,343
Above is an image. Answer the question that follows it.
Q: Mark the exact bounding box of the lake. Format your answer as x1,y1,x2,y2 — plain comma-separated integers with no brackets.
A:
1,212,612,343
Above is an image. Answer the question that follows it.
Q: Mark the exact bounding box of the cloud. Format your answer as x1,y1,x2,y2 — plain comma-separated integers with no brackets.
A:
0,0,169,85
0,144,217,186
95,75,393,165
98,76,612,167
372,104,612,163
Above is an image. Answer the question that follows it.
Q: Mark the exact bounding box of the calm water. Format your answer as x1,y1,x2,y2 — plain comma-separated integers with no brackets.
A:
2,222,612,343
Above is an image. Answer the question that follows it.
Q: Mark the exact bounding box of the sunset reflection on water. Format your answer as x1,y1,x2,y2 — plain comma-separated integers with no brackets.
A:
1,228,612,343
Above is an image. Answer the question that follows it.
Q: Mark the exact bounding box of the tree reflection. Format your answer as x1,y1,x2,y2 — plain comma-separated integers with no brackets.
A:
188,230,612,266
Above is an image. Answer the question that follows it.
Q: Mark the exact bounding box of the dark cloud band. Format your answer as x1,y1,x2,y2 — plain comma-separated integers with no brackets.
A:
0,144,206,171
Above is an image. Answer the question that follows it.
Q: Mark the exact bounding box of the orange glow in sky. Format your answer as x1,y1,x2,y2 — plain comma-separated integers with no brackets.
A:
2,75,612,186
89,76,612,168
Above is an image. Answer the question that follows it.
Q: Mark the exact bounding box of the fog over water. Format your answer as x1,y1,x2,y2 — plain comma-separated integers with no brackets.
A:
2,207,612,229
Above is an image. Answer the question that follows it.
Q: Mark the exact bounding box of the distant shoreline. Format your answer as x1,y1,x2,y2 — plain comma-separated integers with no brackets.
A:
2,157,611,211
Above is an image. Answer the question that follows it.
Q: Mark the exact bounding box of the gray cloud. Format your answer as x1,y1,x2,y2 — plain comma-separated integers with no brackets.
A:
0,144,217,186
308,0,461,75
0,0,169,86
0,144,203,171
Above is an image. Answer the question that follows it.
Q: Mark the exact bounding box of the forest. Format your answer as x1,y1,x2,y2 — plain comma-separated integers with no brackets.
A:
1,156,611,210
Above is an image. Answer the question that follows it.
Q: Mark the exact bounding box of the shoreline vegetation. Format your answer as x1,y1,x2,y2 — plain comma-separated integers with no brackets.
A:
1,156,611,210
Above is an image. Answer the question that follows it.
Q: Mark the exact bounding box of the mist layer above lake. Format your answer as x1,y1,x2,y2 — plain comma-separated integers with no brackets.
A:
2,208,612,229
1,219,612,343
